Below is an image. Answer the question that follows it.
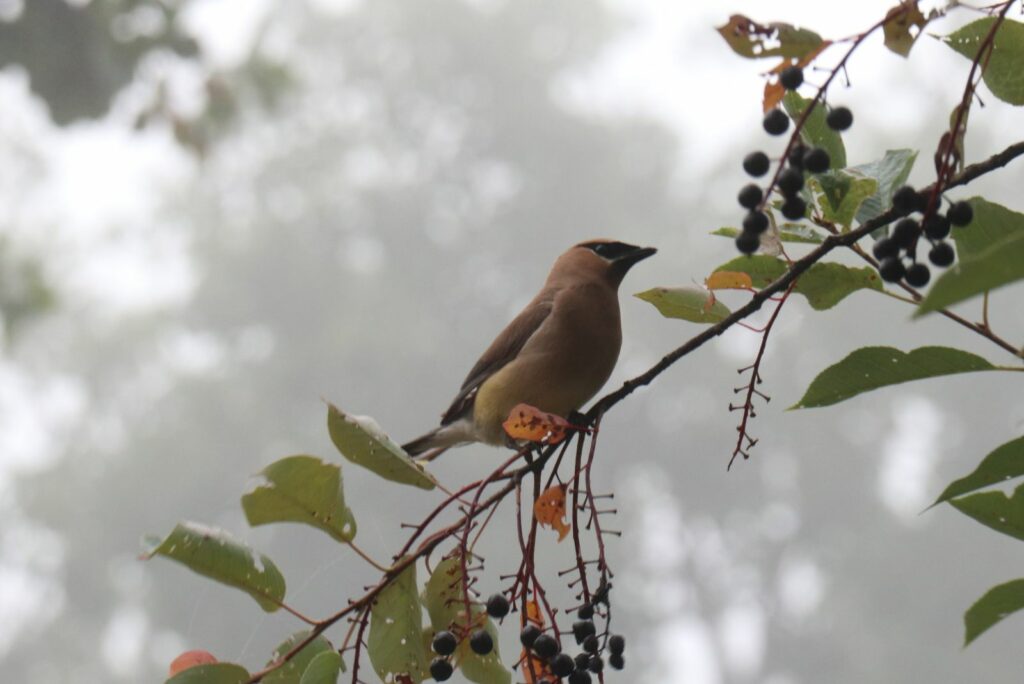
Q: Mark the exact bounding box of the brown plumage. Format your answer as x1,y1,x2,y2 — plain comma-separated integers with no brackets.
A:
402,239,656,459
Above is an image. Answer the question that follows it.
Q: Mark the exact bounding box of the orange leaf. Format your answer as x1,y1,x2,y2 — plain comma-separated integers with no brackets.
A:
534,484,570,541
169,650,218,675
521,599,555,684
503,404,571,445
706,271,754,291
883,1,928,57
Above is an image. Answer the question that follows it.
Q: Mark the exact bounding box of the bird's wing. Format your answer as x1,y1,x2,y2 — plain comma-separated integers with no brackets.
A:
440,296,554,425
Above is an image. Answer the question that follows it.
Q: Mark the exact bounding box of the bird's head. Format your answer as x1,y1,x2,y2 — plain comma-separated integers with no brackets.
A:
550,239,656,288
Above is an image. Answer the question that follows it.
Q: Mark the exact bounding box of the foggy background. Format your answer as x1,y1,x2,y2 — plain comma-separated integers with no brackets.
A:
1,0,1023,682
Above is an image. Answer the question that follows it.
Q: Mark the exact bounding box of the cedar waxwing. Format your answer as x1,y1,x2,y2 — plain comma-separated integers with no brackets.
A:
403,239,656,459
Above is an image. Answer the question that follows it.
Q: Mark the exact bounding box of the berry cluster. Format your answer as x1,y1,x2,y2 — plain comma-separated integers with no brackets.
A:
870,185,971,286
428,593,511,681
517,602,626,683
735,65,853,255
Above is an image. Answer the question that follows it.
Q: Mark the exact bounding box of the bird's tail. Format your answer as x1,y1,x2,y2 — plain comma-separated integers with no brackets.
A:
402,422,472,460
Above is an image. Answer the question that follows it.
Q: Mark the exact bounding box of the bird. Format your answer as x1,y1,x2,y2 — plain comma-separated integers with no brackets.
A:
402,239,656,459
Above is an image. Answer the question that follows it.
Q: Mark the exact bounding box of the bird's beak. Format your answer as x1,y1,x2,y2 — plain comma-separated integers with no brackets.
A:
612,245,657,269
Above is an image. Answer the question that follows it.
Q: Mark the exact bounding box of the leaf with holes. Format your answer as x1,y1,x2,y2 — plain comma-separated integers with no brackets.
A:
534,484,570,542
792,346,997,409
264,632,335,684
142,522,286,612
716,15,827,59
502,403,571,445
883,1,928,56
634,287,730,324
931,436,1024,508
327,403,436,490
943,17,1024,105
950,483,1024,542
242,455,357,544
964,579,1024,646
368,563,429,683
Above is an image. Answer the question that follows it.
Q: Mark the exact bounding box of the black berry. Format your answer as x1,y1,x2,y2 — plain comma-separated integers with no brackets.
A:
485,593,509,619
872,237,898,261
803,147,830,173
780,65,804,90
608,634,626,655
573,620,597,644
532,633,558,659
430,657,454,681
891,218,919,248
879,256,906,283
787,143,807,170
568,670,593,684
777,167,804,195
469,629,493,655
743,151,770,177
929,241,955,267
575,652,591,670
432,630,457,656
608,653,625,670
735,231,760,255
520,624,541,648
738,183,763,209
588,655,604,673
905,262,931,287
922,213,951,240
550,652,575,677
582,634,600,654
826,106,853,131
948,200,973,226
577,604,595,621
763,108,790,136
743,210,769,234
781,195,807,220
892,185,919,215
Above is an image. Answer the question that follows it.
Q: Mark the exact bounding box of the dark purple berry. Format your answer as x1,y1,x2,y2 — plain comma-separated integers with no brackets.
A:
575,652,591,670
743,151,770,177
568,670,593,684
485,593,509,619
948,200,973,226
582,634,599,654
780,65,804,90
929,241,955,267
573,620,597,644
872,237,898,260
922,213,951,240
803,147,831,173
879,256,906,283
891,218,919,247
432,630,457,656
787,143,807,169
577,604,595,621
430,657,454,681
469,629,493,655
736,231,760,255
826,106,853,131
550,652,575,677
738,183,763,209
743,210,769,234
763,108,789,135
588,655,604,673
520,624,541,648
532,633,558,659
608,634,626,654
781,195,807,220
892,185,919,215
905,262,931,287
777,167,804,195
609,653,625,670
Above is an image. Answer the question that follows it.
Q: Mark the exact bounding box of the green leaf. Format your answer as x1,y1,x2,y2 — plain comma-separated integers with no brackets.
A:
951,197,1024,260
242,455,357,544
964,579,1024,646
713,256,882,310
850,149,918,224
368,562,429,683
943,18,1024,106
716,16,826,59
142,522,286,612
264,632,335,684
808,170,878,228
950,483,1024,542
791,346,997,409
165,663,250,684
916,229,1024,316
883,2,927,57
421,555,510,684
783,91,846,169
712,225,825,244
932,436,1024,507
299,651,343,684
327,404,436,490
634,287,730,324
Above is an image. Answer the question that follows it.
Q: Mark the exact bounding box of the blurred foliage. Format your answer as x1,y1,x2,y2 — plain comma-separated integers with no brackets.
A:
0,242,55,339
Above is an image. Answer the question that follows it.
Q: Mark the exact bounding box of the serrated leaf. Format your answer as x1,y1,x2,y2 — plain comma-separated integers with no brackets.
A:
950,482,1024,542
634,287,730,324
165,663,250,684
808,171,878,228
791,346,997,409
712,225,825,244
242,455,357,543
713,256,881,310
368,563,428,683
299,651,343,684
850,149,918,225
964,579,1024,646
716,15,826,59
932,436,1024,508
916,229,1024,316
142,522,286,612
327,404,436,490
421,555,510,684
265,632,334,684
783,91,846,169
943,18,1024,105
883,1,928,57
